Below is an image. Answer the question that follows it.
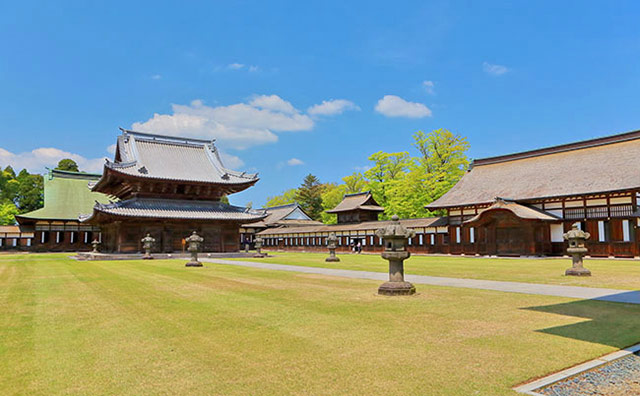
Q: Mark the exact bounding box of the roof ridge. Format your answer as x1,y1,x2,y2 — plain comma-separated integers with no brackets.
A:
120,127,214,145
472,128,640,167
343,191,371,198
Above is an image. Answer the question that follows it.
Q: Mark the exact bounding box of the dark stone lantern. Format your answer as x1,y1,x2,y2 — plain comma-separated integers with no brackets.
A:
91,238,101,253
254,236,265,258
185,231,204,267
325,232,340,262
375,215,416,295
141,233,156,260
564,223,591,276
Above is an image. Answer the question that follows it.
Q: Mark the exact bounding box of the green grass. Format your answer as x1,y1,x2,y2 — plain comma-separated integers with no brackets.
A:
2,253,640,395
235,251,640,290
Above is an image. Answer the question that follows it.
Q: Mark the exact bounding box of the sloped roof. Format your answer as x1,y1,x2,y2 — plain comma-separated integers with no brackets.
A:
81,198,267,222
95,129,258,188
15,170,110,223
242,203,322,228
325,191,384,213
257,217,447,236
465,200,560,224
429,129,640,208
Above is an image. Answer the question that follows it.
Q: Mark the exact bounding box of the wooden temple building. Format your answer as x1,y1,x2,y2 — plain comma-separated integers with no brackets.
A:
239,203,322,247
13,169,108,251
81,129,266,253
427,129,640,258
256,191,448,253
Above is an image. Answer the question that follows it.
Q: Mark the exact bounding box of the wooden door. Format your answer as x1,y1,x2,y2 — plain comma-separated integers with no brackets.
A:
496,227,526,255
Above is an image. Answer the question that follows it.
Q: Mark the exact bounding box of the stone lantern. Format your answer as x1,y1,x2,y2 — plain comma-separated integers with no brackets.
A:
325,232,340,262
563,223,591,276
141,233,156,260
185,231,204,267
91,238,101,254
375,215,416,295
254,236,265,258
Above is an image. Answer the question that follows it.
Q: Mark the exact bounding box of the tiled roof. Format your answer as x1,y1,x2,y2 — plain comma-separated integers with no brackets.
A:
325,191,384,213
100,129,259,185
257,217,447,236
243,203,321,228
429,130,640,208
465,200,560,224
82,198,267,221
15,170,110,223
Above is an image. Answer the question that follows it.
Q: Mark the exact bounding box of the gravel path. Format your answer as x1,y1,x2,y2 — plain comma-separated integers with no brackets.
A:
538,352,640,396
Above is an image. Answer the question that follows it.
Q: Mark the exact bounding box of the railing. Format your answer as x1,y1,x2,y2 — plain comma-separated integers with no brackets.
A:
564,204,634,219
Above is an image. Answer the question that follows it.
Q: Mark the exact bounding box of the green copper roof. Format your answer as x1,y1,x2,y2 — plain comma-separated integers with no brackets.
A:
16,169,111,222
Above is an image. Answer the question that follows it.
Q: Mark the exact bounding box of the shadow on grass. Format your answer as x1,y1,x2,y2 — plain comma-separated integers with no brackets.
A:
523,299,640,348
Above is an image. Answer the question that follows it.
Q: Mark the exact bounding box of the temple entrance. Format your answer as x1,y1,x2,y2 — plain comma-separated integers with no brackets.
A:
496,226,526,255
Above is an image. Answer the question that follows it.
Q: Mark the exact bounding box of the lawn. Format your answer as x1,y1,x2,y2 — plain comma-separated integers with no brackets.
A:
2,253,640,396
237,251,640,290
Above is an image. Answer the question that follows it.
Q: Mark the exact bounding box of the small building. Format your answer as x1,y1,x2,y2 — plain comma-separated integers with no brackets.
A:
81,129,266,253
256,192,447,253
14,169,108,251
0,226,34,251
239,203,322,247
428,129,640,257
325,191,384,223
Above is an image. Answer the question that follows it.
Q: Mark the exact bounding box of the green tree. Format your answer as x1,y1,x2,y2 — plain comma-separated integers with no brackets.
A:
265,188,298,208
0,202,19,225
342,172,368,194
320,183,345,224
55,159,79,172
296,174,323,221
15,171,44,213
364,151,412,218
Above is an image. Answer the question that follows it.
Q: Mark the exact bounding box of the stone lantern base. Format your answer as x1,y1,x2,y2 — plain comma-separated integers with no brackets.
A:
378,281,416,296
565,267,591,276
142,255,154,260
325,256,340,262
185,261,203,267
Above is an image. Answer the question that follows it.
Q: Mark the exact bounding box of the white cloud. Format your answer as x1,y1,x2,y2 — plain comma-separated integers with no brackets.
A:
249,94,297,114
422,80,435,95
307,99,360,116
483,62,509,76
0,146,110,174
219,151,244,169
131,96,314,150
374,95,432,118
226,63,259,72
287,158,304,166
151,74,162,80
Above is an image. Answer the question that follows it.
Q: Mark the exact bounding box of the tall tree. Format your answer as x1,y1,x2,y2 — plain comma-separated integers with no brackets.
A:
296,174,323,221
55,159,79,172
15,171,44,212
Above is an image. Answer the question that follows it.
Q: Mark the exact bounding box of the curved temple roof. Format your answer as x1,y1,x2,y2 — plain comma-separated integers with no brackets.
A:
93,129,259,191
326,191,384,213
81,198,267,222
429,129,640,208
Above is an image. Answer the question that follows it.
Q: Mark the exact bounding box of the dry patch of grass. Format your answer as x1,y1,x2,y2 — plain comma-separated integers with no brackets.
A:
1,253,639,395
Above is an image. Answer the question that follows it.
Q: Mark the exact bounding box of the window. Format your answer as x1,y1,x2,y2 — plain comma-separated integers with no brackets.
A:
379,236,383,246
370,236,374,245
598,221,607,242
455,227,461,244
26,239,31,247
0,238,3,247
56,232,61,244
443,234,449,245
469,228,475,244
623,220,631,242
70,232,76,244
408,237,412,246
419,234,423,245
430,234,435,245
12,238,17,247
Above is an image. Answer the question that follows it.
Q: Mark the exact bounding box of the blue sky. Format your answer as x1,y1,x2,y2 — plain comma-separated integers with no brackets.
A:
1,1,639,207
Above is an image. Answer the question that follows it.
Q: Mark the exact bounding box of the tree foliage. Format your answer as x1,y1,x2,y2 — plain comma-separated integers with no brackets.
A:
0,202,19,225
265,188,298,208
296,174,323,221
262,129,469,223
0,166,44,221
55,159,80,172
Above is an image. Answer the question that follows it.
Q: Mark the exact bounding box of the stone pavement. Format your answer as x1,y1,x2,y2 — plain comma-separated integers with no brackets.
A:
203,259,640,304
